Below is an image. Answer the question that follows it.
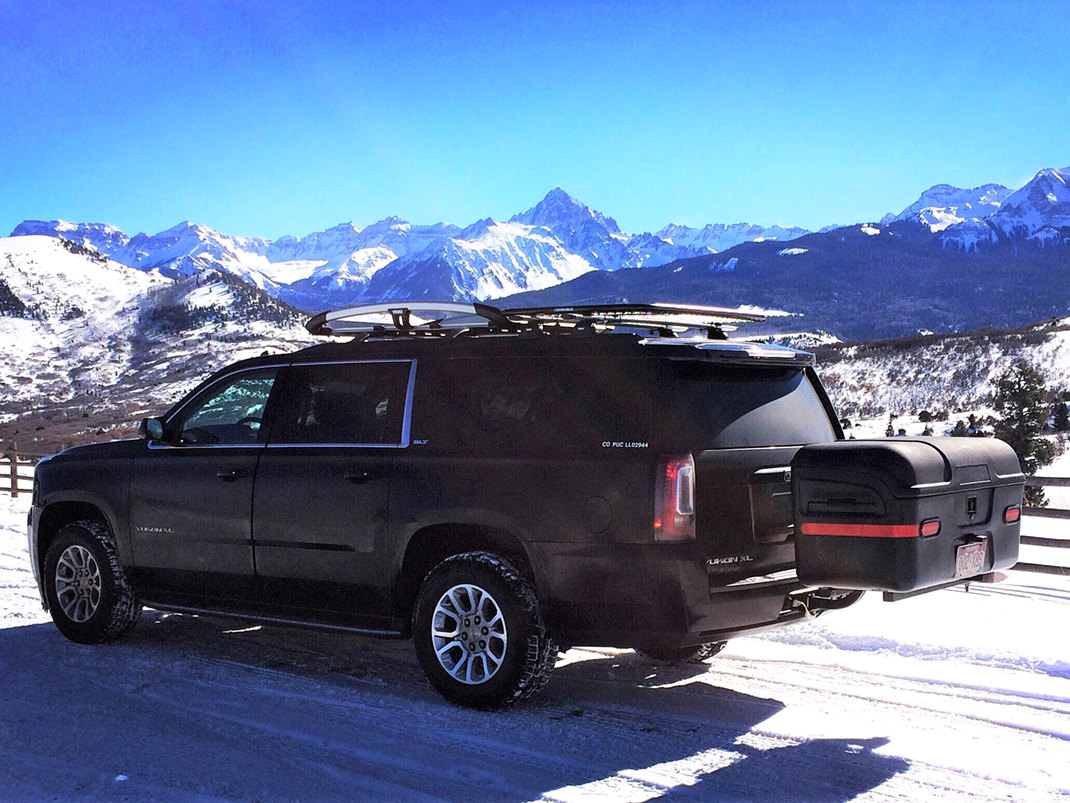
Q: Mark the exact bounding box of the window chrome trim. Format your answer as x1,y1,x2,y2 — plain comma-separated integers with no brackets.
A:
400,358,417,447
148,441,269,450
264,442,408,450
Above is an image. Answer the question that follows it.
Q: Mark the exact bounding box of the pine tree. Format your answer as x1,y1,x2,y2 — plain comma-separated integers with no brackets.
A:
1054,402,1070,433
992,360,1054,506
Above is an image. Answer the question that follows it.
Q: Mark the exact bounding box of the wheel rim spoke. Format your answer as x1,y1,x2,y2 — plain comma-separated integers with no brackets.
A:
435,639,463,660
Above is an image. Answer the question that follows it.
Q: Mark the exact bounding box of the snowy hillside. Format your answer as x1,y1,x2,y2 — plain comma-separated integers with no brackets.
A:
814,318,1070,420
0,236,313,452
0,236,166,405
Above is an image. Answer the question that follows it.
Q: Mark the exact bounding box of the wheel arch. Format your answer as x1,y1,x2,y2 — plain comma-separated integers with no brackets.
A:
35,501,115,604
394,523,536,636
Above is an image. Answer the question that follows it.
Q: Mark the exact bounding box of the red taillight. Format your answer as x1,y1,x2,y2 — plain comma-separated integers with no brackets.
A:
654,454,696,541
1004,505,1021,524
919,518,942,537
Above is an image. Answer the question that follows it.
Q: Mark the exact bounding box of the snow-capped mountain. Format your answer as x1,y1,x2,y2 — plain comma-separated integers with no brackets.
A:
881,183,1011,232
507,187,636,270
988,166,1070,241
10,165,1070,337
261,218,465,309
935,167,1070,251
13,220,269,278
364,218,596,301
12,189,806,310
508,165,1070,342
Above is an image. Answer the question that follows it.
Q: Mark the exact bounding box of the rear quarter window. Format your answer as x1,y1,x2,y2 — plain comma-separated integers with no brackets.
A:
659,361,838,450
415,357,652,457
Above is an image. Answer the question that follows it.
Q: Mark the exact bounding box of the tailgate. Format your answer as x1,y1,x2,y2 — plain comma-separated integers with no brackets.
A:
695,446,801,577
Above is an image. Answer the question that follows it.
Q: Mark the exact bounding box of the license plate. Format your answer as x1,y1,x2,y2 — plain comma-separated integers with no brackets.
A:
955,541,987,578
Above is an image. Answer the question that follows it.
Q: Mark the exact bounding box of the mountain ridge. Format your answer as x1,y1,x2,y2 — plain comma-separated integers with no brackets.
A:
12,187,809,309
10,165,1070,341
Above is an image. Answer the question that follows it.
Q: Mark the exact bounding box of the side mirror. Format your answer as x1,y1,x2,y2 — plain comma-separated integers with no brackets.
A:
140,417,166,441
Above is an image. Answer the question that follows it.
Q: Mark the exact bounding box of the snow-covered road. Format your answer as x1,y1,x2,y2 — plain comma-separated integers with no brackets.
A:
1,494,1068,801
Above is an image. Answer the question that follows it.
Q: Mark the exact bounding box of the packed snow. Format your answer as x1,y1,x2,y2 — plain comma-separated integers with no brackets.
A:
2,491,1067,800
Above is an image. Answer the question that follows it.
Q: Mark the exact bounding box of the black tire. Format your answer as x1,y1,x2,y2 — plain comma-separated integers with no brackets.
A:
636,641,727,664
43,520,142,644
413,551,556,709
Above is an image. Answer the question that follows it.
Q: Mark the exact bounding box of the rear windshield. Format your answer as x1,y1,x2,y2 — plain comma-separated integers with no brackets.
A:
660,361,837,449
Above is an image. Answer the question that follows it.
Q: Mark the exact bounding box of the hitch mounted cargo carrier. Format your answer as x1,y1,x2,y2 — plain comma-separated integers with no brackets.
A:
791,437,1024,596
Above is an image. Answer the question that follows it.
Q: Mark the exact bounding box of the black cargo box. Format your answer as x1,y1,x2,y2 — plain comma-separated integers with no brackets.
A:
791,437,1024,594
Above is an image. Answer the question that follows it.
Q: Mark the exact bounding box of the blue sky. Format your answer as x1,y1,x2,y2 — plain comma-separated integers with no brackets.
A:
2,0,1067,239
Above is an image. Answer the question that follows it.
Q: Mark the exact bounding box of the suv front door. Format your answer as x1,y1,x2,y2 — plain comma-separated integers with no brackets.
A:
252,360,415,625
129,366,280,602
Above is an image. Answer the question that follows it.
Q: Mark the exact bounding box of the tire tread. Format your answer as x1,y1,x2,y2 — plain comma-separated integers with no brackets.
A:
45,519,141,644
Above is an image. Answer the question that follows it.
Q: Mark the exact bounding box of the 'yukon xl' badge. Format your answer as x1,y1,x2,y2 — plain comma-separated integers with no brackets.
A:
707,555,755,567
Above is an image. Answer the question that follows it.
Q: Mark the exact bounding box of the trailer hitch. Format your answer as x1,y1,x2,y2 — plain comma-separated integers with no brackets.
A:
788,588,865,618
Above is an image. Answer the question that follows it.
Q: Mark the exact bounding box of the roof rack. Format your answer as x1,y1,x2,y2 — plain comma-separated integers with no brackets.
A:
305,301,767,338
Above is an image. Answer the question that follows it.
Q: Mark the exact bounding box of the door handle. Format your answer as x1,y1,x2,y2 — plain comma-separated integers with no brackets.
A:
216,469,248,482
344,470,381,484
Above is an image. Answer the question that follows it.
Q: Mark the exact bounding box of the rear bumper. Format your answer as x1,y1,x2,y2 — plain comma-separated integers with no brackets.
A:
530,541,846,649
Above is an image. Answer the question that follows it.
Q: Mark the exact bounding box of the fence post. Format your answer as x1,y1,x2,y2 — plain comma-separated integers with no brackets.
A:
6,452,15,498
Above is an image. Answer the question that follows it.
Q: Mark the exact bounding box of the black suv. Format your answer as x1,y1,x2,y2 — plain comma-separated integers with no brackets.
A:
29,302,995,708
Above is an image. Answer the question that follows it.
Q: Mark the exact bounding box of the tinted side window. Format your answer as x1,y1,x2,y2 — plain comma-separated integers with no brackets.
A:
426,358,651,456
661,362,837,449
270,361,412,446
173,369,278,446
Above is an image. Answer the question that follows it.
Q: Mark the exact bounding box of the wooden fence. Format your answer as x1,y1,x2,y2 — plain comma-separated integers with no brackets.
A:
1019,477,1070,576
2,451,39,498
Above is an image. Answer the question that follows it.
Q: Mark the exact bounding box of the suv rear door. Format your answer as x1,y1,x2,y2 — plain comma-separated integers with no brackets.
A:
251,359,415,622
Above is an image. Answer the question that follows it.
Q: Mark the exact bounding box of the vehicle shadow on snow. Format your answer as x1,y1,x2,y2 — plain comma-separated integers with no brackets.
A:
0,616,910,801
544,652,910,801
